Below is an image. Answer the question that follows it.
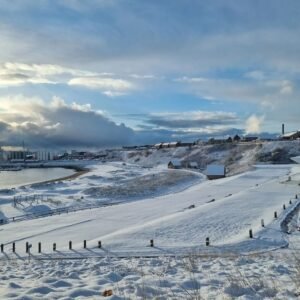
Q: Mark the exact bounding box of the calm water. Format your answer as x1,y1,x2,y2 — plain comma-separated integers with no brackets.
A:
0,168,75,189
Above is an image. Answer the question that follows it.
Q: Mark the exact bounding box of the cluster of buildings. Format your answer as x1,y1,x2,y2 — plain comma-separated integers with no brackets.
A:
0,147,54,162
0,148,111,162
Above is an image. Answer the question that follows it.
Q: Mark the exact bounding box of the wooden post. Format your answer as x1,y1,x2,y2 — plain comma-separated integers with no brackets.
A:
274,211,278,219
249,229,253,238
283,204,286,210
53,243,56,251
206,237,210,246
296,194,298,199
1,244,3,252
38,242,41,253
69,241,72,250
289,200,292,205
12,242,15,253
98,241,102,248
150,239,154,247
83,240,87,249
26,242,29,253
261,219,265,227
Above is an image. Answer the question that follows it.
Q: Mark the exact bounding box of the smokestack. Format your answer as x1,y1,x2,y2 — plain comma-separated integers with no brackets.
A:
282,123,285,135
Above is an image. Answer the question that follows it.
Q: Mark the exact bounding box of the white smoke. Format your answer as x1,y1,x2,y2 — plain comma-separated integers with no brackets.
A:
245,115,264,134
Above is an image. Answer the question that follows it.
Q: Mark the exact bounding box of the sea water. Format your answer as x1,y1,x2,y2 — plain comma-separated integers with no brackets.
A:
0,168,75,189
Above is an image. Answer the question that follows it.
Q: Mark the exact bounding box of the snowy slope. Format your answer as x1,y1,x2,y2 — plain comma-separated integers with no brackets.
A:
0,164,299,258
0,143,300,299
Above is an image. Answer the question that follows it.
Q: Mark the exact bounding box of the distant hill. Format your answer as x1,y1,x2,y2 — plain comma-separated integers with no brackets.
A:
123,140,300,175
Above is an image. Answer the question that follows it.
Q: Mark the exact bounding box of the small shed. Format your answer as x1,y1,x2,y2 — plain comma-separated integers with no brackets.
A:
205,164,226,180
233,134,241,142
188,162,198,169
291,156,300,164
168,159,182,169
154,143,163,149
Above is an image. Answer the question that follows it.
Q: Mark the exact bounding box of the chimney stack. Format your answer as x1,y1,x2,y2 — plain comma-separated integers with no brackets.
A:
282,123,285,135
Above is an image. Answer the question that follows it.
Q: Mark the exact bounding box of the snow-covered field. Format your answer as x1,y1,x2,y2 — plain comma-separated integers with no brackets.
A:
1,248,300,299
0,142,300,299
0,164,299,255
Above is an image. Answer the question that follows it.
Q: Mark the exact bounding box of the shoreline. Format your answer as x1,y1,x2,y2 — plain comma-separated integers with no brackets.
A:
34,167,90,185
28,167,90,187
0,165,92,190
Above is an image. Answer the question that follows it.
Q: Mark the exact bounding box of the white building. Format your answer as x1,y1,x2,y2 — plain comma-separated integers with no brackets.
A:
291,156,300,164
205,164,226,180
168,159,182,169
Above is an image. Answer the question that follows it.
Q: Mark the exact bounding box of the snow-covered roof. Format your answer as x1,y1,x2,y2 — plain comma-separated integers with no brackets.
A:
154,143,162,147
291,156,300,164
282,131,300,138
206,164,225,175
168,159,181,167
189,162,198,167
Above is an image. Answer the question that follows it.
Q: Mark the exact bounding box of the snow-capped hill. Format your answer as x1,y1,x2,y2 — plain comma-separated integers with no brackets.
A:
123,140,300,175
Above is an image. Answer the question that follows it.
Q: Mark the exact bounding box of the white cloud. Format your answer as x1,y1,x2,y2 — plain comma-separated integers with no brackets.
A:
0,95,134,148
2,62,97,77
174,76,207,83
68,77,134,94
102,91,126,97
245,115,264,134
280,81,293,95
129,74,156,79
0,62,135,96
244,70,265,81
146,111,239,129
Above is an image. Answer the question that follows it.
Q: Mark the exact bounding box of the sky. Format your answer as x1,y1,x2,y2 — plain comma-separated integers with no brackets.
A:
0,0,299,149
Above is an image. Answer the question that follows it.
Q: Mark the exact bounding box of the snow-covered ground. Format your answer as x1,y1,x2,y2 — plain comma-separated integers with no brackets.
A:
0,164,299,256
0,141,300,299
1,249,300,299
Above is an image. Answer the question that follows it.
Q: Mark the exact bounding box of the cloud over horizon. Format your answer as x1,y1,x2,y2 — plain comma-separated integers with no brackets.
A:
145,111,239,129
0,96,135,148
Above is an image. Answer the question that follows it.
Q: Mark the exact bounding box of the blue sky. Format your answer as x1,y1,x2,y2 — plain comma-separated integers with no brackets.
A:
0,0,299,148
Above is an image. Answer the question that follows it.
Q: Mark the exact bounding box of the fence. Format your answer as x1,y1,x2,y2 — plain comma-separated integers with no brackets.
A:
0,195,299,255
0,201,120,225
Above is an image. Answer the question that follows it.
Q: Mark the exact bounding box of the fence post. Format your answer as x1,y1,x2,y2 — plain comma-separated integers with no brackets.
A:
98,241,102,248
150,239,154,247
261,219,265,227
283,204,286,210
206,237,210,246
27,243,32,255
83,240,87,249
12,242,15,253
26,242,29,253
274,211,277,219
53,243,56,251
249,229,253,238
38,242,41,253
1,244,3,252
69,241,72,250
296,194,298,199
289,200,292,205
